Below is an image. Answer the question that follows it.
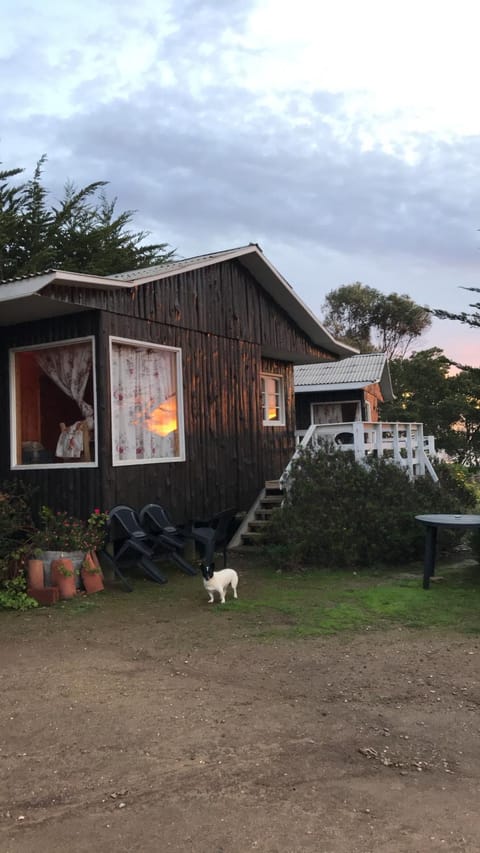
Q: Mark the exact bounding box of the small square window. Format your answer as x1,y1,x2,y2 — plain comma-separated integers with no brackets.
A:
261,374,285,426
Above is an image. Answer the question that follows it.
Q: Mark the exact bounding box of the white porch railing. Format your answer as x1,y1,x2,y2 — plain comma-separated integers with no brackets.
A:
284,421,439,485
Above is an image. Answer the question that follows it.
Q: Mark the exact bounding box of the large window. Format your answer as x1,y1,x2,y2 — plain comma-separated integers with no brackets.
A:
110,337,185,466
10,337,97,468
261,374,285,426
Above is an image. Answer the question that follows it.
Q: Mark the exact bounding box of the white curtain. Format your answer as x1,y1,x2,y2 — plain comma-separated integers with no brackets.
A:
35,342,93,427
111,343,178,463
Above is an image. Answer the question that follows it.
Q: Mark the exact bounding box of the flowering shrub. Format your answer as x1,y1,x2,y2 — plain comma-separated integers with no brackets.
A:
34,507,108,552
83,509,109,551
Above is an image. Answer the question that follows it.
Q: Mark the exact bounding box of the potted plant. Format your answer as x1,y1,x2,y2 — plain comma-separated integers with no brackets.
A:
27,548,44,590
51,558,77,599
32,506,108,588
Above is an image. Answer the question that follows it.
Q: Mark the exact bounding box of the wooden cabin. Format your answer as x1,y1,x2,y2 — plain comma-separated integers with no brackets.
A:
0,244,354,523
293,352,437,481
294,352,394,435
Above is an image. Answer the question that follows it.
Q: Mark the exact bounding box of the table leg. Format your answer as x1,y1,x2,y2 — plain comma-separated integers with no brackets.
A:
423,526,437,590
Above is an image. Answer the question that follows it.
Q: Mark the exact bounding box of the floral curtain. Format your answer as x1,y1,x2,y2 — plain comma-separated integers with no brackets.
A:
111,343,178,463
35,342,93,426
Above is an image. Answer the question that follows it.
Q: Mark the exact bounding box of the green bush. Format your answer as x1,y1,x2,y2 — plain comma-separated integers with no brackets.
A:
0,480,36,564
0,480,38,589
0,573,38,611
264,447,476,569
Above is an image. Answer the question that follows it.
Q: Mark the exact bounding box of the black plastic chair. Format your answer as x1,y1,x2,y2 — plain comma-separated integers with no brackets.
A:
97,505,168,590
140,502,220,571
138,504,198,576
188,507,237,571
100,505,197,590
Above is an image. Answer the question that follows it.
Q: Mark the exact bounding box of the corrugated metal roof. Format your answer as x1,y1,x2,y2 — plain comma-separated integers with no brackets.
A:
294,353,388,387
302,380,381,393
0,268,57,284
108,244,263,281
0,245,263,285
294,352,394,401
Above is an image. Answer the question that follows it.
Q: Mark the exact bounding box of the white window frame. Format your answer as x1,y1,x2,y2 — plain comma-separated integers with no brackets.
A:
109,336,186,467
261,373,285,427
9,335,98,470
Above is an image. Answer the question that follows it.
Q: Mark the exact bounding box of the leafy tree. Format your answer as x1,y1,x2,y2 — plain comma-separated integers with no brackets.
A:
322,282,431,358
447,367,480,465
0,156,174,279
430,289,480,462
380,348,453,436
380,348,480,464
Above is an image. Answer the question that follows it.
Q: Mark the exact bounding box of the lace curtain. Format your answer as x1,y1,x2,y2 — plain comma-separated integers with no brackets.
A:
111,343,178,463
35,342,93,427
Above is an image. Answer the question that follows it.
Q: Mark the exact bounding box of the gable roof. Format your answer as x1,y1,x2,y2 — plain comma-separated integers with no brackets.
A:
108,244,357,358
0,244,356,358
294,352,394,401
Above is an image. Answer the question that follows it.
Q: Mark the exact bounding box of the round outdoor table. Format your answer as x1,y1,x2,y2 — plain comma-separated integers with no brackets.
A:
415,514,480,589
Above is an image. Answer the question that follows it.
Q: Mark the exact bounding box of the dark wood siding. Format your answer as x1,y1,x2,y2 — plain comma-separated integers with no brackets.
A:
44,261,335,361
1,259,338,521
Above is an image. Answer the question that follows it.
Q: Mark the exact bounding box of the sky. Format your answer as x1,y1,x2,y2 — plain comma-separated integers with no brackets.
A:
2,0,480,365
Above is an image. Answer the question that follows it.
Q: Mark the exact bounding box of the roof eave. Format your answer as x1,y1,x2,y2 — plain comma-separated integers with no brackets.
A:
295,381,371,393
0,271,132,327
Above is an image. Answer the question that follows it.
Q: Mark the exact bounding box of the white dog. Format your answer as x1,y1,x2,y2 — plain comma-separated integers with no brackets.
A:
201,565,239,604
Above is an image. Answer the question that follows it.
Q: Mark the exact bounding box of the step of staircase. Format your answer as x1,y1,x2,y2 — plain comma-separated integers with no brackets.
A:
229,479,284,549
260,494,283,506
248,519,269,532
241,531,266,546
253,508,277,521
265,479,282,492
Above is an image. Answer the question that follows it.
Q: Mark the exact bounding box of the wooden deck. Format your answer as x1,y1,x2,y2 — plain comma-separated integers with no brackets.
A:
290,421,439,483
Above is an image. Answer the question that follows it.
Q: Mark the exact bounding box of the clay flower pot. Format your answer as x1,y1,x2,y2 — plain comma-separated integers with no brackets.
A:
81,551,104,594
51,558,77,600
40,550,85,588
27,558,44,590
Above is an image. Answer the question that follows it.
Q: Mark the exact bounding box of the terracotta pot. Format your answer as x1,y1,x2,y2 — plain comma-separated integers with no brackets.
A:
40,550,85,587
51,558,77,599
28,586,59,606
27,558,44,590
90,550,102,571
81,552,104,594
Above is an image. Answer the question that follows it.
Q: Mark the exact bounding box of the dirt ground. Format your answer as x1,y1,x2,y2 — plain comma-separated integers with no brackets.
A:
1,556,479,853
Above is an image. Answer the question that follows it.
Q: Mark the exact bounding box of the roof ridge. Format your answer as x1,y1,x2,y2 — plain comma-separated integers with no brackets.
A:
108,244,261,281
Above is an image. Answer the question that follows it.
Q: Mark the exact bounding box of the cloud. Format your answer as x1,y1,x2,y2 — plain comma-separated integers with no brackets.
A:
19,84,477,267
2,0,480,355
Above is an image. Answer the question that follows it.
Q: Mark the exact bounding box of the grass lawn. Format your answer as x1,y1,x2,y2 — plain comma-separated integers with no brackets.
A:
213,556,480,638
49,553,480,639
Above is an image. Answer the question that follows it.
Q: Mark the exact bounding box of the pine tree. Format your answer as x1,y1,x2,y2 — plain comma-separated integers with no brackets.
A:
0,156,174,280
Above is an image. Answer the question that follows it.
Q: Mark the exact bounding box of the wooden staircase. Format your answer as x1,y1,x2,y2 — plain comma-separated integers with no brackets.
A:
229,480,283,548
